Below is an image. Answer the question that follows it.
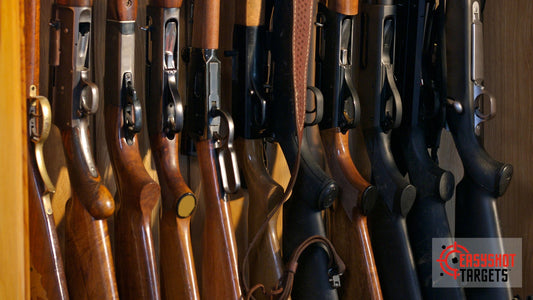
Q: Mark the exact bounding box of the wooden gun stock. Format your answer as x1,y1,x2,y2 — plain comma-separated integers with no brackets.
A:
321,128,382,300
196,140,241,299
64,193,118,299
26,0,69,296
105,0,161,297
146,0,200,297
236,138,284,296
49,1,118,298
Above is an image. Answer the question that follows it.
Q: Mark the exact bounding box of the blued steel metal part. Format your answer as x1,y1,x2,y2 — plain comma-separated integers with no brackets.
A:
394,0,464,298
146,6,184,138
316,3,360,133
232,24,271,139
446,1,512,298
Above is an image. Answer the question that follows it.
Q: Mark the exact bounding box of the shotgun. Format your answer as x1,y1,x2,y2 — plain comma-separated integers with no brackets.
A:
446,0,513,298
49,0,118,298
270,0,341,298
145,0,200,298
27,0,69,297
354,0,422,298
231,0,285,296
104,0,162,298
315,0,382,298
184,0,242,297
393,1,464,298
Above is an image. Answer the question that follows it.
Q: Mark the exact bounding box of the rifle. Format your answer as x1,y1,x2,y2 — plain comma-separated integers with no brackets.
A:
231,0,285,295
354,0,422,298
145,0,200,298
269,0,341,298
49,0,118,298
315,0,382,298
393,1,464,298
27,0,69,297
104,0,161,297
184,0,242,297
446,0,513,298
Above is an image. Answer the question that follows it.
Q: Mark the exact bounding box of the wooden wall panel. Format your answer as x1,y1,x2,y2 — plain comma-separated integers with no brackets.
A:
484,0,533,296
0,0,29,298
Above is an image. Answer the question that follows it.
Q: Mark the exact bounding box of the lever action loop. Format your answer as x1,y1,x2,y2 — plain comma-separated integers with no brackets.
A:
384,63,402,130
342,64,360,128
209,108,241,194
305,86,324,126
123,72,142,144
164,69,183,134
29,86,55,195
79,69,99,116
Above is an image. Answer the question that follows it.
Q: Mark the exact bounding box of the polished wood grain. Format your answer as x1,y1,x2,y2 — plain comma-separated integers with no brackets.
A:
321,0,358,15
321,128,382,299
196,139,242,299
234,0,264,26
236,138,284,297
107,0,137,21
484,0,533,296
149,131,199,299
57,0,91,6
104,105,161,299
64,194,118,299
26,0,69,298
149,0,183,8
191,0,220,49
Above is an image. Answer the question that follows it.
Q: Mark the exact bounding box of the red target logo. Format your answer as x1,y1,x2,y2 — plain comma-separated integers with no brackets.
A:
436,241,469,279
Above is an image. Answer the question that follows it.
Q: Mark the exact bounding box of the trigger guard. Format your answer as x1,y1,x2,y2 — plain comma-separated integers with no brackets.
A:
305,86,324,126
80,69,99,115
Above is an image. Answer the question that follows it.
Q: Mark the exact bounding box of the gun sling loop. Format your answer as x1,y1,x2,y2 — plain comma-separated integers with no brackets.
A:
241,0,345,299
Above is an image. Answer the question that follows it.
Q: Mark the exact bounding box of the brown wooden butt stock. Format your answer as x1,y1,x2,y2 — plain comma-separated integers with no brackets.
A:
321,128,382,299
192,0,221,49
65,195,118,300
149,0,183,8
107,0,137,21
104,105,161,299
234,0,265,26
196,139,242,299
151,134,200,299
236,138,284,296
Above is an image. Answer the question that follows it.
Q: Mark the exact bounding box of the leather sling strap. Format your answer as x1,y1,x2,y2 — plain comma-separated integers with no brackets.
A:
241,0,344,298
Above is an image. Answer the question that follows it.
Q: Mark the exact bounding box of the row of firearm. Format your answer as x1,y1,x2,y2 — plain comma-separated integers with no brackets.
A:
26,0,514,298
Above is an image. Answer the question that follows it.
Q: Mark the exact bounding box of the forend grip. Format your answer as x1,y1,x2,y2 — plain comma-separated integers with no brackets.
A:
192,0,220,49
149,0,183,8
322,0,359,15
234,0,265,26
107,0,137,21
61,130,115,219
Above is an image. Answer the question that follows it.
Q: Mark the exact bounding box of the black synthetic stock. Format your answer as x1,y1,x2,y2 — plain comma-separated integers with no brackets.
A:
446,1,513,298
271,0,339,297
355,1,421,298
281,134,339,300
394,1,464,298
